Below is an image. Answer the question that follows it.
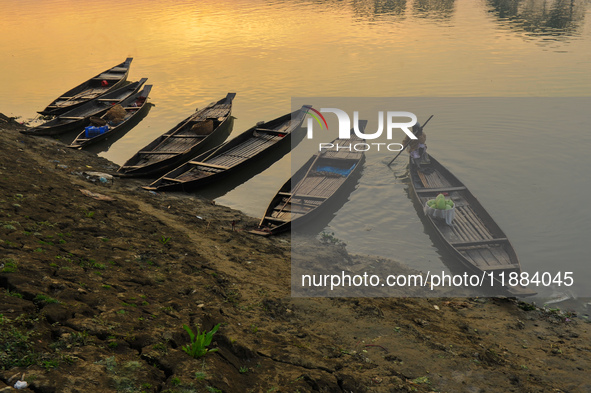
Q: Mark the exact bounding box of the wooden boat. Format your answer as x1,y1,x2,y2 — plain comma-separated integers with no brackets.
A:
409,155,536,297
68,84,153,149
21,78,147,136
143,105,310,191
251,129,366,236
39,58,133,116
117,93,236,177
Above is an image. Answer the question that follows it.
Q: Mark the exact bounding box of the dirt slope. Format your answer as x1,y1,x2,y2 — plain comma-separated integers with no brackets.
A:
0,115,590,393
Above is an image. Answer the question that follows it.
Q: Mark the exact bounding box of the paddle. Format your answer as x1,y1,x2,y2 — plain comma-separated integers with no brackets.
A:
387,115,433,167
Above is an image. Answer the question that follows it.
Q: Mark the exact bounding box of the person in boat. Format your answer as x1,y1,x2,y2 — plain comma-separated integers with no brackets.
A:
402,122,430,165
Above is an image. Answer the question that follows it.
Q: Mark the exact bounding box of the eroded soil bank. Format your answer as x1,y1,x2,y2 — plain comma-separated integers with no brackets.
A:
1,114,590,392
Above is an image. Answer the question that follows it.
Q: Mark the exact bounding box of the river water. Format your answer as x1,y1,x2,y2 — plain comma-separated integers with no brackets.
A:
1,0,590,300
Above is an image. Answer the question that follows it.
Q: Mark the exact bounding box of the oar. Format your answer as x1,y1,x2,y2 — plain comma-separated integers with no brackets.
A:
387,115,433,167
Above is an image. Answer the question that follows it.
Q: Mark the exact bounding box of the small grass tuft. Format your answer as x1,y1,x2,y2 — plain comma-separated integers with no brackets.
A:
1,259,18,273
34,294,59,304
318,231,346,246
42,359,59,370
194,371,206,380
181,323,220,359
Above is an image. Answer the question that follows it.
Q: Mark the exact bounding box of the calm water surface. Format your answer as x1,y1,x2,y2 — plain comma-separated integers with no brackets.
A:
1,0,591,300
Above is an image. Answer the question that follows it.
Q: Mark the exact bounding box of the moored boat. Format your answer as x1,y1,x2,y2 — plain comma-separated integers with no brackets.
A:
21,78,148,136
117,93,236,177
68,84,153,149
39,58,133,116
409,155,536,297
251,126,366,236
143,105,310,191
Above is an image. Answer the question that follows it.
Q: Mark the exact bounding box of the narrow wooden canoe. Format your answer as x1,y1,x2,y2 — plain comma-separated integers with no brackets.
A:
251,127,366,236
143,105,310,191
21,78,148,136
68,84,153,149
39,58,133,116
409,155,536,297
117,93,236,178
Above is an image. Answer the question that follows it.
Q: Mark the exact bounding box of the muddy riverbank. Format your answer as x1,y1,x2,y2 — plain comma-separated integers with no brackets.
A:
1,114,590,392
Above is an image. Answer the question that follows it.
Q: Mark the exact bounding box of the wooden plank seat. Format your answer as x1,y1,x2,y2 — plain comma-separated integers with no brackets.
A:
59,116,85,120
255,128,288,135
451,238,508,247
277,192,327,200
291,195,328,202
92,77,124,81
275,201,319,210
94,73,126,80
187,161,230,170
264,216,289,222
276,208,310,215
480,264,520,271
416,186,467,194
165,135,204,138
161,177,183,183
138,151,184,155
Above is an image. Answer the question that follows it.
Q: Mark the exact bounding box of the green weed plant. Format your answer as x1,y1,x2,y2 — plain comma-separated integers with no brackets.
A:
181,323,220,359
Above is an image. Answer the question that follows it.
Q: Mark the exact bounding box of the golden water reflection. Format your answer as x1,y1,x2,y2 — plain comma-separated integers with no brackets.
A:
0,0,590,299
488,0,587,38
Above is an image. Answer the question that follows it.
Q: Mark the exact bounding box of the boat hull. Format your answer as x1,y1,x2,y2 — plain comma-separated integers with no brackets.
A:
409,155,535,297
117,93,236,178
252,134,365,236
23,78,148,137
39,58,133,116
68,85,153,149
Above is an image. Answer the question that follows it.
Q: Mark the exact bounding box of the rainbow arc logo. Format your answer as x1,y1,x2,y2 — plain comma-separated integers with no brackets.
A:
306,107,328,130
